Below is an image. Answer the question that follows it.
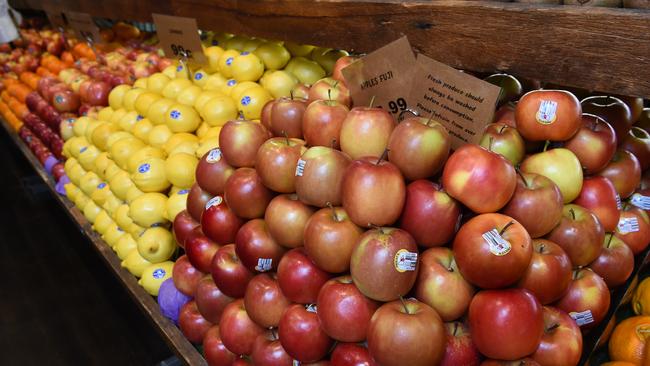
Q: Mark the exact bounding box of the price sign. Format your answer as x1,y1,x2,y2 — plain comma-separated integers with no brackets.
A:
152,13,206,65
341,37,416,118
65,11,101,44
42,3,66,28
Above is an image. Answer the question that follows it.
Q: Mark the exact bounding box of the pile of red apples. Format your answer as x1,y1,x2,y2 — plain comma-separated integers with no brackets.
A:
170,57,650,366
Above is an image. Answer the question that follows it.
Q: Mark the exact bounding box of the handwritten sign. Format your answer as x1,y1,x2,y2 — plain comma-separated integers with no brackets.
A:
152,14,206,65
65,11,101,43
408,54,500,149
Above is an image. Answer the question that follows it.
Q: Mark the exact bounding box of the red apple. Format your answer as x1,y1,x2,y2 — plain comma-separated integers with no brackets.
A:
203,326,237,366
172,210,199,248
178,300,213,344
308,77,351,107
201,196,244,245
244,272,290,328
278,304,334,363
196,148,235,195
195,276,234,324
454,213,532,289
83,80,111,106
339,107,396,160
172,254,204,297
317,275,379,342
520,148,584,204
350,227,418,302
302,99,349,149
367,299,446,366
260,100,273,130
210,244,254,298
581,95,632,144
530,306,582,366
235,219,286,272
224,167,274,219
219,119,271,167
251,329,293,366
589,233,634,288
269,97,307,138
265,194,314,248
219,299,265,355
331,343,377,366
399,180,461,247
52,89,80,113
480,358,540,366
555,268,610,328
546,204,605,267
255,137,307,193
442,144,516,213
332,56,357,84
303,206,363,273
185,230,220,273
621,126,650,170
517,239,571,305
574,176,621,232
341,155,405,227
277,248,332,304
501,172,563,238
469,288,543,360
615,207,650,254
479,122,525,165
515,90,581,141
564,114,617,174
295,146,351,207
415,247,475,322
187,183,214,221
440,321,481,366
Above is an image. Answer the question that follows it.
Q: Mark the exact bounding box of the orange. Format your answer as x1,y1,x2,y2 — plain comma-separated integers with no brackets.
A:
634,278,650,316
61,51,75,66
610,315,650,364
601,362,640,366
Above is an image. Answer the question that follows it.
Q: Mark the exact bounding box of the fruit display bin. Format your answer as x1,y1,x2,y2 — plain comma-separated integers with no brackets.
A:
0,118,207,366
10,0,650,98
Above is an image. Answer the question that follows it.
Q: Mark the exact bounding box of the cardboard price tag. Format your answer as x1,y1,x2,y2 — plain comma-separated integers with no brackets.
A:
408,54,500,149
341,37,416,118
152,14,206,65
65,11,100,44
42,4,66,28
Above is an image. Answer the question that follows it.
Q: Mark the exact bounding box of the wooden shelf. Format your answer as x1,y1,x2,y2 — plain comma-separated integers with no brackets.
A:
13,0,650,99
0,121,206,366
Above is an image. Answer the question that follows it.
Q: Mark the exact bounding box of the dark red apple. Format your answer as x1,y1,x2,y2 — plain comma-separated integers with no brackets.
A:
185,230,220,273
621,126,650,170
269,97,307,138
530,306,582,366
224,168,274,219
219,299,265,356
546,204,605,267
196,148,235,195
172,254,204,297
203,326,237,366
564,114,617,174
235,219,286,273
172,210,199,248
201,196,244,245
187,183,214,221
278,304,334,363
195,276,234,324
210,244,254,298
178,300,213,344
517,239,572,305
244,272,290,328
555,268,610,328
581,95,632,144
264,194,315,248
573,176,621,232
277,248,332,304
589,233,634,288
440,321,481,366
331,343,377,366
251,329,293,366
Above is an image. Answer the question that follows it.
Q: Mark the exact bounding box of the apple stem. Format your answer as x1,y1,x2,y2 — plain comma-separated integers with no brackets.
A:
572,268,581,280
546,323,561,333
498,124,507,134
290,90,294,100
543,140,550,152
569,208,576,220
369,95,376,108
399,296,410,314
488,137,494,152
515,169,528,188
369,223,385,234
452,322,459,337
606,233,614,248
270,327,278,340
538,243,545,254
499,220,515,236
426,111,435,126
327,88,332,102
376,148,389,165
326,202,340,222
330,138,337,149
282,130,290,145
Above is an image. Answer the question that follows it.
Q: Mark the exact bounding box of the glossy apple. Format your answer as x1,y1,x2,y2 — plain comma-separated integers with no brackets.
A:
387,116,450,180
317,275,379,342
442,144,516,213
515,90,581,141
555,268,610,328
219,299,265,355
469,289,543,360
278,304,334,363
440,321,481,366
251,329,293,366
330,342,377,366
339,107,396,160
615,207,650,254
547,204,605,267
264,194,314,248
172,210,199,248
342,155,405,227
521,148,583,203
530,306,582,366
479,122,525,165
302,99,349,149
415,247,474,322
454,213,532,289
269,97,307,138
589,233,634,287
201,196,244,245
277,248,332,304
295,146,351,207
332,56,357,84
350,227,418,302
224,168,274,219
564,114,617,174
185,230,220,273
581,95,632,143
501,172,563,238
187,183,213,221
367,299,446,366
203,326,237,366
210,244,254,298
235,219,286,272
597,149,642,198
517,239,571,305
480,358,540,366
195,276,234,324
255,137,307,193
244,272,290,328
196,148,235,195
308,77,351,107
172,254,204,297
178,300,213,344
621,126,650,170
303,206,363,273
573,176,621,232
219,119,271,167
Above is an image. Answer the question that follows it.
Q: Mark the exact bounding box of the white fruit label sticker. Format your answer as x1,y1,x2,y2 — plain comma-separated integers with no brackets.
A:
536,100,558,125
205,196,223,209
295,159,306,177
616,194,623,210
206,148,222,163
394,249,418,272
631,193,650,210
306,304,318,313
618,217,640,234
482,229,512,256
255,258,272,272
570,310,594,327
293,361,300,366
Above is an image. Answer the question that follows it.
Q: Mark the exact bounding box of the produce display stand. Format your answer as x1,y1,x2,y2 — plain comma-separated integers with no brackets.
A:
10,0,650,98
0,119,207,366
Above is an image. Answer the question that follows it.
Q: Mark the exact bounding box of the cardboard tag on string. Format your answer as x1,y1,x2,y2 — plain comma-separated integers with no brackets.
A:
341,37,416,118
64,11,101,44
408,54,500,149
152,14,206,65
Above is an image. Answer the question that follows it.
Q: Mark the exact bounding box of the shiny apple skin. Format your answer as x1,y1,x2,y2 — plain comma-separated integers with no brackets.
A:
244,272,290,328
573,176,621,232
546,204,605,267
517,239,572,305
515,89,581,141
277,248,332,304
440,321,481,366
469,289,544,360
173,210,199,249
520,148,584,204
278,304,334,363
264,194,315,248
235,219,287,273
597,149,642,198
224,167,274,219
620,126,650,170
187,183,213,221
201,197,244,245
203,326,237,366
255,137,307,193
210,244,254,298
339,107,396,160
219,119,271,168
615,208,650,255
555,268,611,328
178,300,213,344
530,306,582,366
269,97,307,138
219,299,265,356
442,144,516,214
172,254,204,297
196,148,235,195
330,342,377,366
589,233,634,288
295,146,351,208
581,95,632,144
251,329,293,366
195,276,234,324
478,122,525,165
302,100,349,149
185,231,220,274
564,114,617,174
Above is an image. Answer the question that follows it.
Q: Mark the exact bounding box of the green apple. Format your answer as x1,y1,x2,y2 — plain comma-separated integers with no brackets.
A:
285,57,326,85
285,41,315,57
254,42,291,70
